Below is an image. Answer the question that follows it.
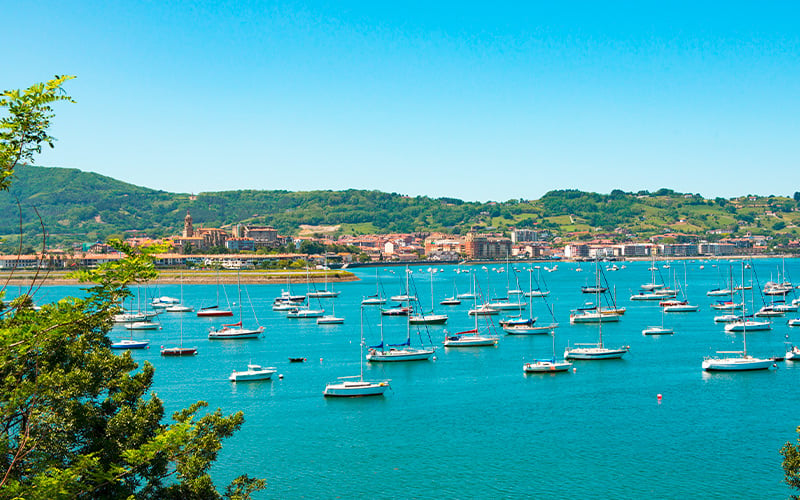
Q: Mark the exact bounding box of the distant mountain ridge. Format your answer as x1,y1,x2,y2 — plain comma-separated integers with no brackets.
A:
1,165,798,252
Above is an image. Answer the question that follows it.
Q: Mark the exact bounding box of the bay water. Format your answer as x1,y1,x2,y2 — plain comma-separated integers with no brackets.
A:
24,258,800,498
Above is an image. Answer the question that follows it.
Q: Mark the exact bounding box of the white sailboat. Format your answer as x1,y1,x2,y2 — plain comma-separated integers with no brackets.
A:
443,284,499,347
208,272,264,339
703,263,774,371
570,260,621,324
524,266,551,297
124,321,161,330
523,326,572,373
663,262,699,313
367,306,435,362
362,269,387,305
565,262,629,359
317,298,344,324
390,267,418,302
456,270,477,300
324,308,391,397
643,304,673,335
307,260,341,298
502,268,553,335
409,270,448,325
164,272,194,312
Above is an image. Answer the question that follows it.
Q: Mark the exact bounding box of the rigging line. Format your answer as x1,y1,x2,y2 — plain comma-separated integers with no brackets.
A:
243,281,259,324
748,259,767,307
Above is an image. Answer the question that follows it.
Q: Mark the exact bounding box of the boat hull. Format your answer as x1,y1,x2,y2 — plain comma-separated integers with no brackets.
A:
110,339,150,349
208,327,264,339
409,314,448,324
642,327,674,335
564,347,628,360
230,367,276,381
503,325,552,335
197,309,234,317
443,336,498,347
702,357,774,371
124,322,160,330
317,316,344,324
323,380,389,397
367,348,435,362
724,321,771,332
160,347,197,356
523,360,572,373
664,305,699,313
570,313,620,324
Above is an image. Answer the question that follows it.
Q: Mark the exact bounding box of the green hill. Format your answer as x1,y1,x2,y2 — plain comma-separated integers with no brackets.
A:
1,165,798,253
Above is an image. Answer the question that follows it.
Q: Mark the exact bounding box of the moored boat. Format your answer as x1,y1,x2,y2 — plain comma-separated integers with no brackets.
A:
229,364,276,382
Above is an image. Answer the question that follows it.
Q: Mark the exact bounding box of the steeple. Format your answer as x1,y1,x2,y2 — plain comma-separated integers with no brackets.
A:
183,210,194,238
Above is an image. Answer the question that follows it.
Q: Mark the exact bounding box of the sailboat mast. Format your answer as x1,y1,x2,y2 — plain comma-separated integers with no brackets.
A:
237,271,243,322
741,261,748,355
360,306,365,381
596,258,603,347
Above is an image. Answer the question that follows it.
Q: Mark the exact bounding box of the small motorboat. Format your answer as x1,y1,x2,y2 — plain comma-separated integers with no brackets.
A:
229,364,277,382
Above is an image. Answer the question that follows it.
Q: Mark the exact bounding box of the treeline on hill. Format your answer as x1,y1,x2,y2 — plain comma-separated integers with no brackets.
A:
0,165,799,253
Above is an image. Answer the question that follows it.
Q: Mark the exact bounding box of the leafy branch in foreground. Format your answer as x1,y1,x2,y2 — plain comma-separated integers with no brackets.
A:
0,75,75,191
0,77,264,499
782,426,800,499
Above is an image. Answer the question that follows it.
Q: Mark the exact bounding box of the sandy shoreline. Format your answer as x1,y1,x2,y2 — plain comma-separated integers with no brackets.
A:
1,254,795,286
0,270,360,287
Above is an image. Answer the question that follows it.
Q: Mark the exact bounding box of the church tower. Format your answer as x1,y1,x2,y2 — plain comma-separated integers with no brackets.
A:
183,210,194,238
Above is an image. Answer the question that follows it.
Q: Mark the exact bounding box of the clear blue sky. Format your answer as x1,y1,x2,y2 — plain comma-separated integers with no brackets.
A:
5,1,799,201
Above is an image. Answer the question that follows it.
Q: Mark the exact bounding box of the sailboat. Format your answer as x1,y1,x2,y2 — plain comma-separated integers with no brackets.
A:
523,326,572,373
409,270,448,324
524,266,551,297
208,272,264,339
307,260,341,298
115,285,160,323
641,257,666,291
456,269,477,300
570,260,621,324
642,303,673,335
165,272,194,312
565,262,629,360
443,281,499,347
362,268,388,305
564,315,629,360
704,263,774,371
502,268,552,335
317,298,344,324
724,263,771,332
197,270,234,317
160,312,197,356
440,277,462,305
110,337,150,349
274,276,307,305
110,319,151,349
663,262,699,313
367,306,435,362
390,266,418,302
324,307,391,397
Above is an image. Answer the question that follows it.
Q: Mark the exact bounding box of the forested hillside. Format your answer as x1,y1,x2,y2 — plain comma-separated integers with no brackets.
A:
1,165,798,252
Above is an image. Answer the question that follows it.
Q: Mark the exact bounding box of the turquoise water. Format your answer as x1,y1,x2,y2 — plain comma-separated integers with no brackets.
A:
25,258,800,498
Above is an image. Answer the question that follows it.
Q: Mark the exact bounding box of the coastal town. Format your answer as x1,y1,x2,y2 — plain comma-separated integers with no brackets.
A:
1,208,796,272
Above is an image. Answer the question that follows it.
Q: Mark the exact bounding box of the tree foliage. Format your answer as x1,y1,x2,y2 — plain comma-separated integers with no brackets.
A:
0,76,75,191
0,78,265,499
782,426,800,499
